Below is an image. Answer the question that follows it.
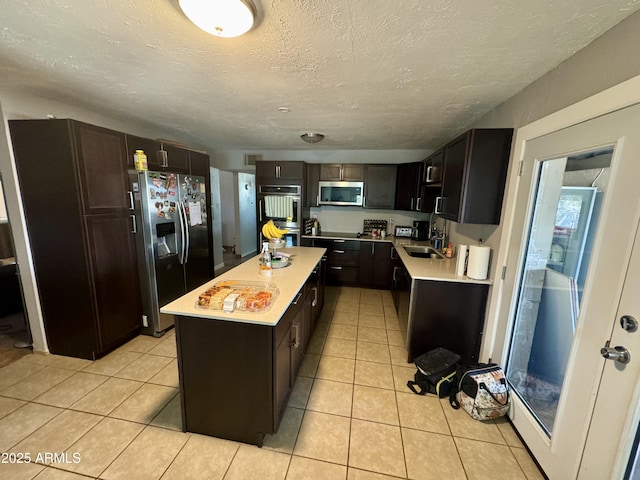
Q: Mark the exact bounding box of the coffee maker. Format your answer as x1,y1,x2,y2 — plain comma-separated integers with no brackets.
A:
412,221,429,240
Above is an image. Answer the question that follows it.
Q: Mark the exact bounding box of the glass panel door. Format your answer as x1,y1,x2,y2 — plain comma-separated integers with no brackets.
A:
507,147,612,435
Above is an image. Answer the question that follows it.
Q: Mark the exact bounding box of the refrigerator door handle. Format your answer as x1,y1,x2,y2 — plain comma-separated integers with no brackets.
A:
127,191,134,210
183,202,190,264
177,201,187,264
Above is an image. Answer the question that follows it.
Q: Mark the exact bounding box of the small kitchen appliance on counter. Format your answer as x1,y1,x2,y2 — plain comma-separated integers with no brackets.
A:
412,221,429,240
395,225,413,238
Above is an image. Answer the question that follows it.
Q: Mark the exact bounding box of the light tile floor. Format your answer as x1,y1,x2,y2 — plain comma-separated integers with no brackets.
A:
0,287,545,480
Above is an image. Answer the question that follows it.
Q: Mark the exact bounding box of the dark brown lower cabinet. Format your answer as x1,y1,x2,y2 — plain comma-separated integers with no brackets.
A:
407,280,489,364
176,280,317,446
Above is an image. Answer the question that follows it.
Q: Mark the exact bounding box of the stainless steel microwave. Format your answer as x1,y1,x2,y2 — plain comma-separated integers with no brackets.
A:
318,181,365,206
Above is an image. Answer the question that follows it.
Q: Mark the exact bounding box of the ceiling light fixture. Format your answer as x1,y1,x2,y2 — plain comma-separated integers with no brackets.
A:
301,132,325,144
179,0,256,38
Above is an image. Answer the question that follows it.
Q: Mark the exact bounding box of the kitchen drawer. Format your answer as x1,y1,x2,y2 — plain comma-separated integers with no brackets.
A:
326,265,359,285
327,239,360,251
327,249,359,267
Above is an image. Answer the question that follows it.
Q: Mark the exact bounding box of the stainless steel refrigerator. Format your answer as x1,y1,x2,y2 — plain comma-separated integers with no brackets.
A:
130,170,211,336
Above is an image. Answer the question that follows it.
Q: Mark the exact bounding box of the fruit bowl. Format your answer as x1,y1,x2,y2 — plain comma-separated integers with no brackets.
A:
268,238,285,249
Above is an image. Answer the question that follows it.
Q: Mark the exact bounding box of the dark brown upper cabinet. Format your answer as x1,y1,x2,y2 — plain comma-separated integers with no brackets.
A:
394,162,423,211
256,161,306,184
320,164,364,181
363,164,397,209
436,129,513,224
73,122,130,215
305,163,321,207
125,135,189,173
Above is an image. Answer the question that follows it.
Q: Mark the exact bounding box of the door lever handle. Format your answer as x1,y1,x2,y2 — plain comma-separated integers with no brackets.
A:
601,341,631,364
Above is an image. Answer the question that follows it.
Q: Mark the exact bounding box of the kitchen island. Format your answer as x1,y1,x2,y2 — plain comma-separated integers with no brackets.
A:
161,246,326,446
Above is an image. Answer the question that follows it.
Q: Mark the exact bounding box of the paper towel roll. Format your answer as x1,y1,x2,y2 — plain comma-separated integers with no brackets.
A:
455,245,468,276
467,245,491,280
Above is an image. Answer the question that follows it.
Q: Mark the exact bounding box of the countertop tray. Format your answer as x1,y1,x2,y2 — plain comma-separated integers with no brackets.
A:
195,280,280,313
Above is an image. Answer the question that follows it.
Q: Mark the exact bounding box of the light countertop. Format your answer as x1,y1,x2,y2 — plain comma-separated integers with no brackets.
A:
304,233,491,285
160,246,326,326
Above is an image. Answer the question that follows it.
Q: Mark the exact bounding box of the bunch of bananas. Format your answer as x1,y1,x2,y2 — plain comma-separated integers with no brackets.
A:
262,220,288,239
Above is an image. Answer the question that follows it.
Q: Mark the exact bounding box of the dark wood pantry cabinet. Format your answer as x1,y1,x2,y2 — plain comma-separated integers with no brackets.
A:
10,119,142,359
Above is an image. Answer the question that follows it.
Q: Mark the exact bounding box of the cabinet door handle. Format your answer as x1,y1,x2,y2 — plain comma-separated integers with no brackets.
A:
276,165,281,178
330,266,343,270
425,166,434,182
435,196,443,214
416,197,422,211
312,287,318,307
258,199,263,221
371,243,374,254
292,323,300,349
316,194,320,206
333,249,345,254
392,266,398,281
130,214,137,234
127,191,134,210
391,247,397,259
158,149,168,167
410,197,415,210
292,291,303,304
333,239,345,243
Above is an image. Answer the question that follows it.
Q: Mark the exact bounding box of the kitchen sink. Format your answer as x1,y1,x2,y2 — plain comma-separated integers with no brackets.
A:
403,245,446,259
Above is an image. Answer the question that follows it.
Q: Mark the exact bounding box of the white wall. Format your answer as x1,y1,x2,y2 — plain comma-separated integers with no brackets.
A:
237,172,257,257
219,170,236,251
209,167,224,271
309,206,429,235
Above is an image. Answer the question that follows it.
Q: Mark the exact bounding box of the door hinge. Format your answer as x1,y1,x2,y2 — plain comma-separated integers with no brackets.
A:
518,161,524,176
501,266,507,280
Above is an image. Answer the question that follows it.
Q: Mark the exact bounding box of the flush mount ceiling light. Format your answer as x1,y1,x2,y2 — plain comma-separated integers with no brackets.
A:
301,132,324,144
179,0,256,38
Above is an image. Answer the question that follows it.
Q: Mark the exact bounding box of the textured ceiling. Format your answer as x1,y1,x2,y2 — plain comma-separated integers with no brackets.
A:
0,0,639,151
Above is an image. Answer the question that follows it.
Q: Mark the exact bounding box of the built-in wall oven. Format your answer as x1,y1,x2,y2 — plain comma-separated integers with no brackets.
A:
257,185,301,247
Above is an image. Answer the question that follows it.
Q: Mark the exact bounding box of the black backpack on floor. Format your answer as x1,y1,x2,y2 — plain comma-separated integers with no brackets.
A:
407,348,461,398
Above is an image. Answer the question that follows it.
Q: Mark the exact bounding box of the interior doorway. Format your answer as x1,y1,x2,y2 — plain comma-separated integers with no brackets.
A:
0,173,31,368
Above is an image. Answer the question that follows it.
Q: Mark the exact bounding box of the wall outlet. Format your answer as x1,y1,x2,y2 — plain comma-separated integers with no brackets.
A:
142,315,148,328
389,217,395,225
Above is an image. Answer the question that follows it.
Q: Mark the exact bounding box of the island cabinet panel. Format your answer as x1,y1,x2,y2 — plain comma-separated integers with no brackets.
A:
408,280,489,364
176,315,275,446
175,282,314,446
